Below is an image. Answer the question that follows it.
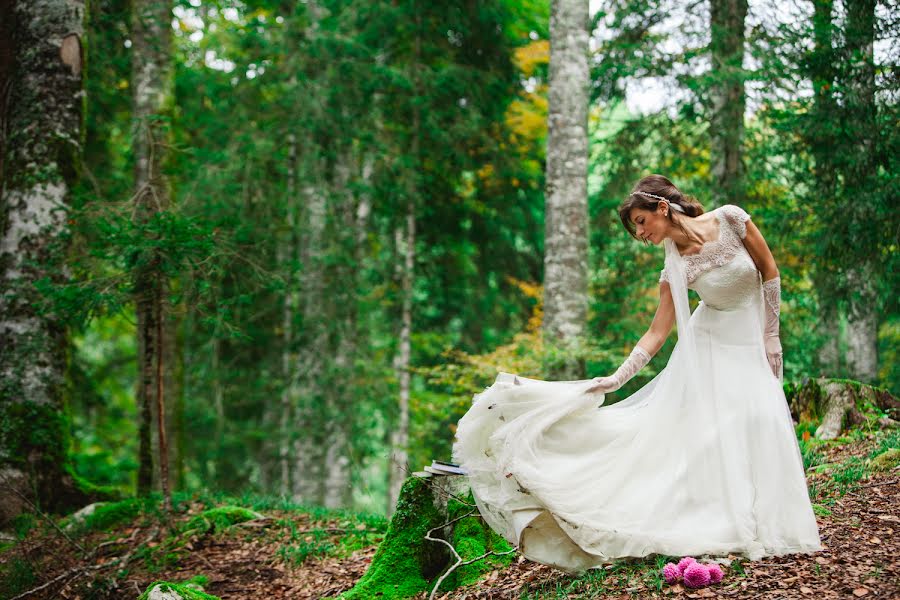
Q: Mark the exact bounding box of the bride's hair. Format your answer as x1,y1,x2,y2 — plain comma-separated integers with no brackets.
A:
618,174,704,239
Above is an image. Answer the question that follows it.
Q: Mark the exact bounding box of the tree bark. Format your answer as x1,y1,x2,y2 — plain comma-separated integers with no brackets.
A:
131,0,175,509
0,0,92,526
542,0,589,380
708,0,748,206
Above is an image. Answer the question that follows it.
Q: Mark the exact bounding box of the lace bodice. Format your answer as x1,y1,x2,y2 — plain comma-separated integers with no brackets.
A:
660,205,761,310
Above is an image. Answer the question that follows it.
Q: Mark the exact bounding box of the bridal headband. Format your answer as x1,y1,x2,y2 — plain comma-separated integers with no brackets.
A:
632,191,686,213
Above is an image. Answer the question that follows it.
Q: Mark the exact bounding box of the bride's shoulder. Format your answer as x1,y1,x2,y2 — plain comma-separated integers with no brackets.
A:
716,204,751,238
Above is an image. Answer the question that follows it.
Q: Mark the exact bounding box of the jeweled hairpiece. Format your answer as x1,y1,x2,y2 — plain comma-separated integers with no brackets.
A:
632,190,685,213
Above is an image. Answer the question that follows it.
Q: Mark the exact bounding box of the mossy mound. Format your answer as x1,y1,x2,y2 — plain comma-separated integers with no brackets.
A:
138,579,220,600
870,448,900,471
63,498,143,533
182,506,264,535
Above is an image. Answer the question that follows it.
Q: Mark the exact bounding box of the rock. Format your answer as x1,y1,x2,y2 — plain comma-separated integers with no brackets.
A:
138,581,220,600
64,502,107,531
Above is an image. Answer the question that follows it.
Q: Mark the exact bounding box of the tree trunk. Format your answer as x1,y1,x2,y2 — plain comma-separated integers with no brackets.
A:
542,0,589,380
843,0,878,383
324,145,359,509
0,0,93,526
787,378,898,440
132,0,175,510
278,132,299,498
708,0,748,206
292,170,328,506
388,209,416,516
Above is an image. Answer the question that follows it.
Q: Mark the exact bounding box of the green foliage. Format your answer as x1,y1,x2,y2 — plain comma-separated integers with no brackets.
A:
78,498,143,532
0,556,36,600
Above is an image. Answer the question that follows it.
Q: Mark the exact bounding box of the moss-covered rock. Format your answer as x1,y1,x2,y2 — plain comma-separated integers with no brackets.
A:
182,506,264,535
787,378,898,439
138,579,220,600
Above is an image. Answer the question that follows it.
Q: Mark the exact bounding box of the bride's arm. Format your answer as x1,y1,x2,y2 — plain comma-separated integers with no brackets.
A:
741,220,779,281
741,219,783,379
585,281,675,393
635,281,676,357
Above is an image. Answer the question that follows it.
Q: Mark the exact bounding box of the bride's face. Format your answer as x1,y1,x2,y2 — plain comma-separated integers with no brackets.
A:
629,206,670,244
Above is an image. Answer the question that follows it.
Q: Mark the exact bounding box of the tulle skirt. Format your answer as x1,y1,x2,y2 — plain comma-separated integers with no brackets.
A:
451,300,823,574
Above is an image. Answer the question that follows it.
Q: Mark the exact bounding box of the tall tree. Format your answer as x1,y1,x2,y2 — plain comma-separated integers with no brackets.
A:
708,0,748,206
543,0,590,379
131,0,176,508
0,0,93,525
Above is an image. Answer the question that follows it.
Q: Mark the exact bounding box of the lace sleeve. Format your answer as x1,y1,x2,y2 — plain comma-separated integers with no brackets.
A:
720,204,751,239
659,268,668,284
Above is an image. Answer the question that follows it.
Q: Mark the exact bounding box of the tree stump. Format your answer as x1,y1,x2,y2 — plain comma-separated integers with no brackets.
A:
335,474,514,599
786,378,899,440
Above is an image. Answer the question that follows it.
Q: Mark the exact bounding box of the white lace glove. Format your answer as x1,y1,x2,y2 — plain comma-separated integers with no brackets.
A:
762,276,783,381
585,345,652,394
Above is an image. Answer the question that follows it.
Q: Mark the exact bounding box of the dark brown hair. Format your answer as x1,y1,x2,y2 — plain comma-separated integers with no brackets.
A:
618,174,705,239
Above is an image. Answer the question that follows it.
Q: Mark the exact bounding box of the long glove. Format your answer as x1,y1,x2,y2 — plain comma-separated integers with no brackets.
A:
762,276,783,381
585,345,652,393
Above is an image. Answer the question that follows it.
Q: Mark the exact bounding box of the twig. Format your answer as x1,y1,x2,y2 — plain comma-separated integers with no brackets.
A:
424,511,518,600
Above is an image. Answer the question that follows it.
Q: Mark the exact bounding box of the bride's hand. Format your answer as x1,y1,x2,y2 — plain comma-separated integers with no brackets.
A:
764,335,783,380
584,376,619,395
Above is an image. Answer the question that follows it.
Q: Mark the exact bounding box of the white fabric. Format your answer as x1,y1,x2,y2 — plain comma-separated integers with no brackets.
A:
762,276,783,382
452,206,822,574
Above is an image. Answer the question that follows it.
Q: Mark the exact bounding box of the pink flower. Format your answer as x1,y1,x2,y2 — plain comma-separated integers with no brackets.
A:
707,563,724,583
662,562,680,584
676,556,697,575
683,562,711,588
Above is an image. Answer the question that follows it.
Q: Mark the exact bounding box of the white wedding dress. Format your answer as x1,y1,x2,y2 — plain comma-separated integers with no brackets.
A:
451,205,823,574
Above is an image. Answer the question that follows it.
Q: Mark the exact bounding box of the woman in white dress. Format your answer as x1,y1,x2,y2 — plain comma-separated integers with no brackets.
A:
451,174,823,574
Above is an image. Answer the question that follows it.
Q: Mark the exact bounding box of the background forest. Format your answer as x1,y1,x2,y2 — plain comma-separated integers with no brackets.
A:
1,0,897,526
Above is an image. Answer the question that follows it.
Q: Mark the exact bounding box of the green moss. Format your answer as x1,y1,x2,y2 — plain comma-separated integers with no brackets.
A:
182,506,262,535
870,448,900,471
336,476,448,600
438,492,514,591
77,498,143,532
137,580,220,600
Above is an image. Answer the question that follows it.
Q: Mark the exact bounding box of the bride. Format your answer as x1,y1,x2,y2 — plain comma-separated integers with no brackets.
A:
451,174,823,574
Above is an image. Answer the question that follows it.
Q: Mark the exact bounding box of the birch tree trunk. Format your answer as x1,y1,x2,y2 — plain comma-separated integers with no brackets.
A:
132,0,175,509
323,145,357,509
708,0,748,206
843,0,878,383
0,0,92,525
278,132,299,497
388,208,415,516
542,0,589,380
292,168,328,506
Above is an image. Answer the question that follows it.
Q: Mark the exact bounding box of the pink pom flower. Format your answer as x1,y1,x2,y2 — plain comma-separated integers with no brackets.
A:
662,562,680,584
683,562,711,588
676,556,697,575
707,563,724,584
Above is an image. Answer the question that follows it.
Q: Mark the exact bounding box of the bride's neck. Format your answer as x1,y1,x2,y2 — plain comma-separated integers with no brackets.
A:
667,214,705,250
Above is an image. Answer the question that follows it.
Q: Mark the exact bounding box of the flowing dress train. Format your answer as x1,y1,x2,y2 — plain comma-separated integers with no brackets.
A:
451,205,823,573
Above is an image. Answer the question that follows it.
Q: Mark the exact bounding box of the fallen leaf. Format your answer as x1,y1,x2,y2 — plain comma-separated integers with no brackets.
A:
852,588,870,597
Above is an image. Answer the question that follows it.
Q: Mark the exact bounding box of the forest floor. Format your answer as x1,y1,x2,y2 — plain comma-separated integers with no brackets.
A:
1,429,898,600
